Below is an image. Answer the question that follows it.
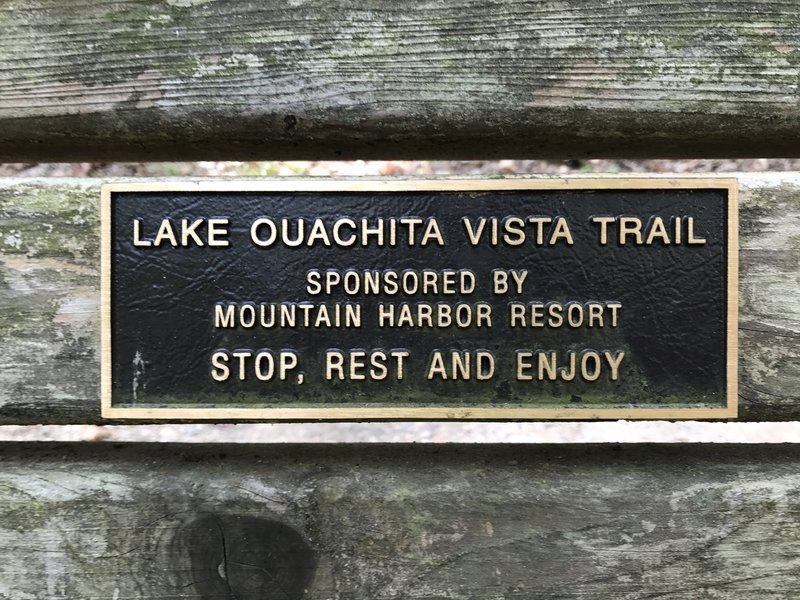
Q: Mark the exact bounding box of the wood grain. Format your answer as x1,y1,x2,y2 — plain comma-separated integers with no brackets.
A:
1,443,800,598
1,1,800,160
0,174,796,424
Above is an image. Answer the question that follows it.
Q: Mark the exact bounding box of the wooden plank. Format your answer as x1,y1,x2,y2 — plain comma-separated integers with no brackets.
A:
0,443,799,598
1,1,800,161
0,174,797,424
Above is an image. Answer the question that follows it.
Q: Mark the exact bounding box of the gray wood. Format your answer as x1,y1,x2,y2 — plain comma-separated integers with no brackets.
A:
0,174,797,424
0,443,799,599
1,1,800,161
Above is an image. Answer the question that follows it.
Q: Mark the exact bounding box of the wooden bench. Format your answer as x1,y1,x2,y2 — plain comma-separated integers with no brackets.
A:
1,1,799,598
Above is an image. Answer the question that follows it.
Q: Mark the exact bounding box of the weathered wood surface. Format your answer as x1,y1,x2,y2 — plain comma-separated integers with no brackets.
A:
0,443,799,599
1,1,800,160
0,175,797,424
0,173,800,424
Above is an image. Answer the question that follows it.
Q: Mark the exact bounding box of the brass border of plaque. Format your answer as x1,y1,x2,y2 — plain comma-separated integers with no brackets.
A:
100,178,738,420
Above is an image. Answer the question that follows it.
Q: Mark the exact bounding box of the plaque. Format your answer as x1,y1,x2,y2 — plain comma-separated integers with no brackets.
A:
101,179,738,420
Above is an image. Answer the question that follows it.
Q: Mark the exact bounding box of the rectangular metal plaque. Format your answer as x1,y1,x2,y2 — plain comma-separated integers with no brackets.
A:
101,179,738,420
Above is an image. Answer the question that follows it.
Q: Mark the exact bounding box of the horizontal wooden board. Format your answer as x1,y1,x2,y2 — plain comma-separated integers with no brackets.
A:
0,175,796,424
1,1,800,160
1,443,800,598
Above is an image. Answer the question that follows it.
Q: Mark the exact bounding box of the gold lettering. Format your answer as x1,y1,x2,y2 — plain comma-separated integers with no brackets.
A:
526,217,551,244
645,217,671,245
214,304,236,328
154,219,178,247
560,352,576,381
210,351,230,381
538,352,557,380
180,218,204,246
207,219,229,247
325,350,345,380
516,351,533,381
549,217,574,245
427,351,448,380
132,219,151,247
619,217,642,245
306,220,332,246
509,302,526,326
591,216,615,244
687,217,706,245
462,218,487,245
251,218,277,247
604,350,625,380
580,351,601,382
503,217,526,246
332,218,357,246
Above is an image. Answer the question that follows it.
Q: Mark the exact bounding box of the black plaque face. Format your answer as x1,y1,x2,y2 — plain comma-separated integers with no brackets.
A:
101,179,737,420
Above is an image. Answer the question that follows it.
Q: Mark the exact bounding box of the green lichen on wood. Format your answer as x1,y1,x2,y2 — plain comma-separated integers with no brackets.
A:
1,1,800,159
0,443,783,599
0,181,101,423
0,183,99,260
0,175,798,423
737,178,800,418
